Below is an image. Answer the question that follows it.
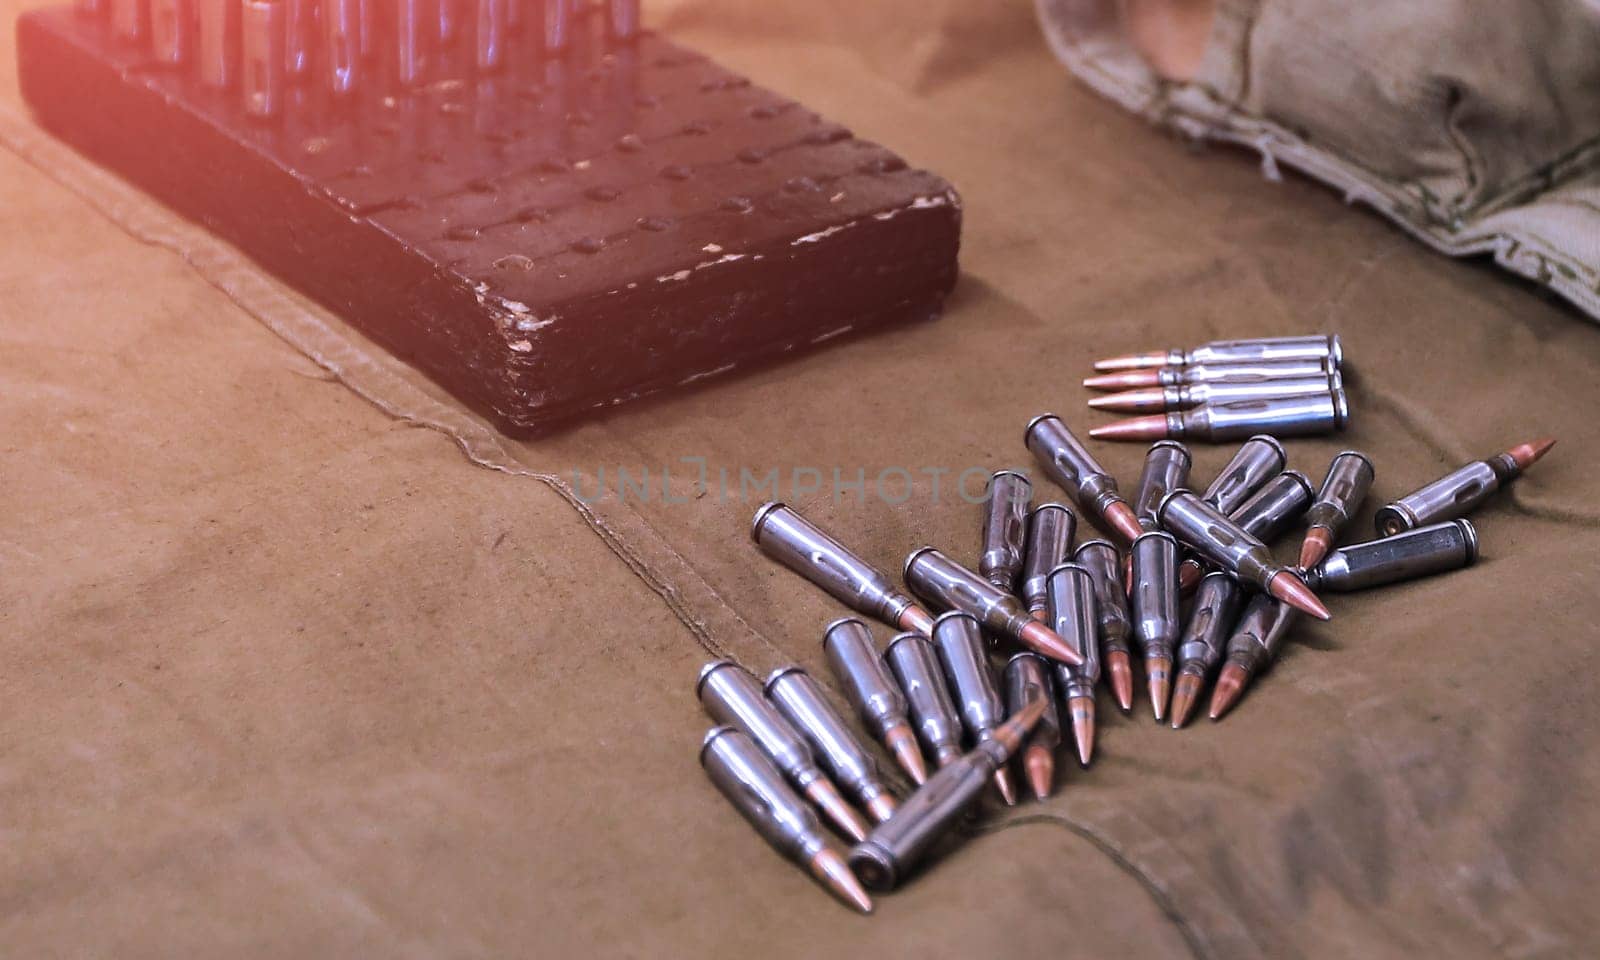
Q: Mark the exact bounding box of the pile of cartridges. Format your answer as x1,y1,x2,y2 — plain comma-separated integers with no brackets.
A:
1083,334,1350,442
696,396,1556,913
83,0,637,117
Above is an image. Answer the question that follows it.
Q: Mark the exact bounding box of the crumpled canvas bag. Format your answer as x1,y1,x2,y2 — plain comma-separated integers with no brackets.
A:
1037,0,1600,322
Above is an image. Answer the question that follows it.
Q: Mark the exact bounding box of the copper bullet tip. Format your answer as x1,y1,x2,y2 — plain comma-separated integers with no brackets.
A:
899,604,935,637
1084,370,1161,391
884,725,929,786
1298,526,1335,570
1068,695,1096,766
1177,559,1203,593
1146,655,1172,721
1207,663,1249,720
1107,651,1135,712
1024,746,1055,800
1089,415,1169,443
1506,437,1557,472
865,792,898,824
1087,388,1166,413
808,848,874,914
994,768,1019,807
804,780,871,843
1017,619,1087,667
1268,570,1331,620
1093,352,1168,372
1103,500,1146,544
1030,607,1049,622
1169,672,1204,729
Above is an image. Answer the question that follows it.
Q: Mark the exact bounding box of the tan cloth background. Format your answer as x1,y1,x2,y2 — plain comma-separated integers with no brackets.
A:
4,1,1598,957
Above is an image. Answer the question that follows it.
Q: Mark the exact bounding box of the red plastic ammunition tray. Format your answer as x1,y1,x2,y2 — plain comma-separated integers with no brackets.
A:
17,5,961,435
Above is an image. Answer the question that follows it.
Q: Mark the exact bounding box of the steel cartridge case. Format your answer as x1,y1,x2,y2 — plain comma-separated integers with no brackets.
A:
1232,470,1315,543
979,470,1032,591
753,502,931,635
1003,653,1059,749
196,0,239,87
1045,562,1100,698
1131,530,1180,718
1202,435,1287,515
1160,491,1287,591
1107,334,1343,371
1155,373,1341,411
1307,450,1375,537
111,0,150,42
1222,593,1300,681
1175,571,1244,680
931,612,1005,743
323,0,361,95
883,632,964,768
766,667,899,823
475,0,506,70
1133,440,1192,532
1074,540,1133,662
822,618,926,785
1024,414,1143,543
241,0,286,119
543,0,572,51
904,547,1084,666
608,0,640,39
1307,520,1479,592
149,0,189,64
1375,454,1518,536
284,0,312,78
848,701,1045,891
1193,390,1348,442
700,726,833,872
1019,503,1076,616
698,660,870,842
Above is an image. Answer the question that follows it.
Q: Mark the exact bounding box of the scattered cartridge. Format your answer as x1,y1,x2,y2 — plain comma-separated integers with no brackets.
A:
1130,531,1181,720
1374,438,1556,535
766,667,900,823
285,0,312,79
1090,390,1348,443
1299,450,1375,568
883,632,965,768
1075,539,1135,712
700,727,873,914
1208,595,1300,720
1003,653,1060,799
847,698,1047,892
1202,435,1287,515
979,470,1032,592
1305,520,1479,592
1132,440,1192,533
1024,414,1144,542
1169,571,1244,728
823,618,928,785
1045,561,1100,764
1088,372,1341,414
931,612,1019,805
697,661,870,842
753,502,935,636
1157,491,1331,620
1177,467,1312,591
1018,503,1076,618
1093,334,1343,372
903,547,1084,666
1084,356,1335,392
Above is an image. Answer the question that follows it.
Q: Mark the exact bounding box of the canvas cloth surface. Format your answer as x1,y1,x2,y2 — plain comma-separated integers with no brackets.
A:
3,1,1597,957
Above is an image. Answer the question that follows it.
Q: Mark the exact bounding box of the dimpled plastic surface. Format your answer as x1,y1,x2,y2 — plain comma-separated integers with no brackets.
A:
16,5,962,435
